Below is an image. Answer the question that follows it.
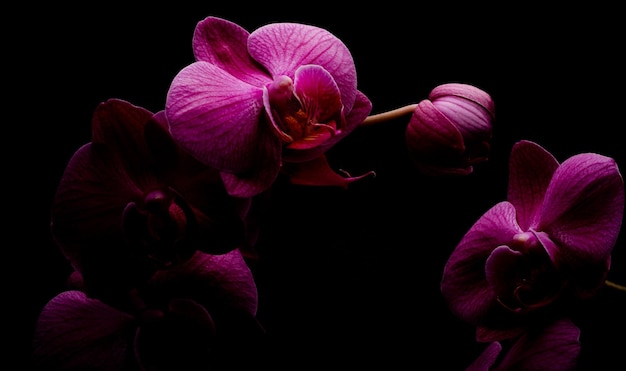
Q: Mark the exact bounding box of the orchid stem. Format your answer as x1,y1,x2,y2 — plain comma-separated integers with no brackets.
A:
605,280,626,291
360,103,418,127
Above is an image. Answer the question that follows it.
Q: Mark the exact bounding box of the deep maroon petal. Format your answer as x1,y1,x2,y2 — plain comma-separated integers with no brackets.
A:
248,22,357,112
466,342,502,371
149,249,258,316
441,201,523,324
33,291,135,370
507,140,559,230
192,16,270,86
539,152,624,265
166,61,269,173
495,318,580,371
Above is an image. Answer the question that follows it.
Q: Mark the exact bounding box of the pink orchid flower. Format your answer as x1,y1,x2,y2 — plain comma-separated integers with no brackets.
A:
165,16,373,197
441,140,624,342
50,99,249,301
406,83,495,176
33,250,263,371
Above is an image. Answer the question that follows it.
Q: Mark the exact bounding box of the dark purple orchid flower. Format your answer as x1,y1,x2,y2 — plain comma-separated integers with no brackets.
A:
406,83,495,176
165,16,373,197
50,98,248,302
467,317,580,371
33,250,263,371
441,140,624,342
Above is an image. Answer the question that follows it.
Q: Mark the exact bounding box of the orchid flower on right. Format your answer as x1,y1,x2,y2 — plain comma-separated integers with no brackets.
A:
441,140,624,353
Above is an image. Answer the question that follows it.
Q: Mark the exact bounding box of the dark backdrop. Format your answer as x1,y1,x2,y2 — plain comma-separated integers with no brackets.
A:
14,3,625,370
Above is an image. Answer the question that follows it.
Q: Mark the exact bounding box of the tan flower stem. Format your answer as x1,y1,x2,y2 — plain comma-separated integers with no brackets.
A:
605,280,626,292
360,104,418,127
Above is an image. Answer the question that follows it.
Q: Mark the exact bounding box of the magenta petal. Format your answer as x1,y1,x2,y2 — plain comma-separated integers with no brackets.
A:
283,90,372,163
466,342,502,371
441,201,523,324
495,318,581,371
429,82,495,119
166,61,267,173
293,64,342,123
540,152,625,265
507,140,559,230
282,155,375,188
192,16,270,86
485,245,523,303
248,22,357,111
33,291,135,369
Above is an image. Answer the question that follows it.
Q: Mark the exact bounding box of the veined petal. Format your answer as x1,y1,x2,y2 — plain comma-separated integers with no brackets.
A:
166,61,268,173
441,201,523,324
149,249,259,316
283,90,371,163
429,82,495,119
33,291,135,370
466,342,502,371
248,22,357,112
539,152,624,265
192,16,270,86
294,64,342,124
507,140,559,230
494,318,580,371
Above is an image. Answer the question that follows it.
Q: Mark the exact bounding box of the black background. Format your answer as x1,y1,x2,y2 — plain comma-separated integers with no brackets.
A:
13,3,625,369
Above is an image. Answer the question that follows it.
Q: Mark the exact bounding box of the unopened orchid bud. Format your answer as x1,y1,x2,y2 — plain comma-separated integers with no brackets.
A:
405,83,495,176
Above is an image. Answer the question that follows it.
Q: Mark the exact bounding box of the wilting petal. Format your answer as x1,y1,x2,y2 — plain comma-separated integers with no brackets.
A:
33,291,135,370
166,61,268,173
466,341,502,371
495,318,580,371
441,201,523,324
248,22,357,112
282,155,375,188
539,152,625,266
192,16,270,86
507,140,559,231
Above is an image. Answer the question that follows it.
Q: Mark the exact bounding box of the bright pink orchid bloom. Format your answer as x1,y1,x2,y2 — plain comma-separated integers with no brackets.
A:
165,16,373,197
406,83,495,176
441,140,624,342
467,317,580,371
33,250,263,370
50,99,249,302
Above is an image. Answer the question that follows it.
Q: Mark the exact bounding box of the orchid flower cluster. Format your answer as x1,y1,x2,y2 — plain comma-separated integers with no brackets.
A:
32,16,624,371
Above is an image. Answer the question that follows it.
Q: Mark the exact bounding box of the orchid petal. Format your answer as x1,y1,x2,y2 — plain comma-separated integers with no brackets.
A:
166,61,268,173
33,291,134,370
507,140,559,230
283,90,372,163
540,152,624,265
294,64,343,124
429,82,495,119
466,341,502,371
405,99,470,175
495,318,580,371
149,249,259,316
282,155,375,189
248,22,357,111
192,16,270,86
441,201,523,324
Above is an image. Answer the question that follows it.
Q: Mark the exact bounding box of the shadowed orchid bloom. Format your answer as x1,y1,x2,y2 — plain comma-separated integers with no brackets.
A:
405,83,495,176
50,99,249,302
467,317,580,371
441,140,624,343
165,16,374,197
33,250,263,371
